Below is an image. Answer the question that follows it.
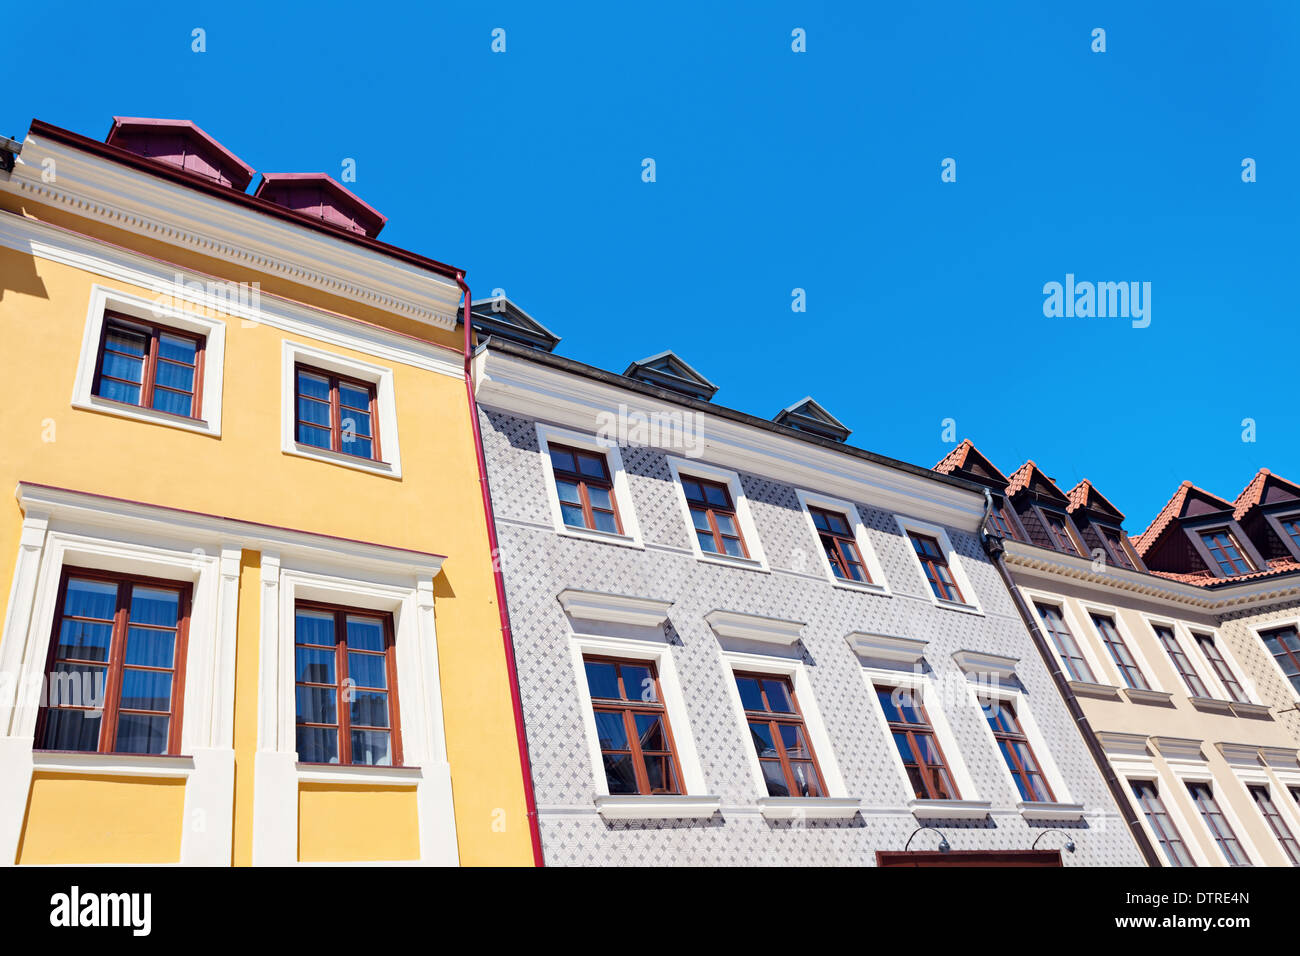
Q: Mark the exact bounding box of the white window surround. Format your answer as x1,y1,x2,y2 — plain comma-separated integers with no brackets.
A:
567,632,717,820
72,283,226,437
892,516,982,614
1123,774,1214,868
856,664,985,819
1143,614,1249,705
665,456,769,572
1246,616,1300,706
1079,600,1165,694
535,423,644,549
281,339,402,478
1019,588,1119,692
1160,757,1264,866
965,680,1084,821
1217,747,1300,864
793,488,890,595
715,647,857,819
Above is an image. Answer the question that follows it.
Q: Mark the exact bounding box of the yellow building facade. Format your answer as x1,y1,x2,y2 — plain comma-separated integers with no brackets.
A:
0,118,535,865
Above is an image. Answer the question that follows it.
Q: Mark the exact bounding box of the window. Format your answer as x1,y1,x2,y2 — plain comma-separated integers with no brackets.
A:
1199,529,1253,576
1102,529,1137,571
1090,613,1150,690
1259,626,1300,696
735,673,825,797
1035,602,1095,682
1131,780,1194,867
548,444,622,535
295,364,380,461
93,313,204,419
1280,516,1300,553
980,696,1054,802
1186,782,1249,865
908,533,964,604
682,476,748,558
35,569,190,756
583,657,682,795
877,686,958,800
1152,624,1209,698
1043,512,1078,555
294,603,400,766
1194,633,1249,703
988,502,1019,541
809,506,870,583
1249,785,1300,865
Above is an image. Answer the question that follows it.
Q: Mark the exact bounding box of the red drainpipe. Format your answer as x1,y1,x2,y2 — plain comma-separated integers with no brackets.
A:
456,273,545,867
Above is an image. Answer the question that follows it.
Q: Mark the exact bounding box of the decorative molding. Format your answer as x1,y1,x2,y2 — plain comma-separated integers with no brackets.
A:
1259,746,1300,770
1067,680,1123,700
951,649,1019,680
557,588,673,627
845,631,927,664
1230,701,1274,720
757,796,861,821
908,798,992,821
594,794,722,820
6,135,462,330
705,609,805,646
1017,800,1086,822
1188,696,1235,715
1149,736,1205,762
30,751,196,778
1122,687,1175,707
1214,742,1264,769
1095,731,1151,759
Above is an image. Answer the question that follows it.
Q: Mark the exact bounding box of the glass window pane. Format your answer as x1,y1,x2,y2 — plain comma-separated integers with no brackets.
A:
714,513,738,536
344,437,374,460
338,383,371,410
779,723,812,758
704,484,729,507
893,731,917,767
762,679,794,713
47,663,106,709
748,720,777,757
350,690,390,728
151,387,193,417
101,350,144,383
56,619,112,663
295,646,336,685
297,371,330,401
129,587,179,628
118,669,172,712
347,652,387,689
603,753,638,793
735,677,764,711
157,333,197,364
346,616,385,652
592,510,619,534
584,661,621,700
297,726,338,764
154,359,195,392
681,479,703,502
64,577,118,620
105,326,147,356
587,485,613,511
297,396,331,426
877,688,904,723
644,755,678,794
634,713,668,751
297,423,332,449
295,685,337,725
697,531,720,554
351,730,392,766
555,480,581,505
593,711,629,750
789,761,821,797
341,411,371,439
124,627,175,668
761,760,790,797
690,507,711,532
722,537,745,557
577,454,606,478
40,707,102,752
113,713,169,754
98,378,141,406
620,665,654,702
548,448,576,473
296,610,336,646
560,504,587,527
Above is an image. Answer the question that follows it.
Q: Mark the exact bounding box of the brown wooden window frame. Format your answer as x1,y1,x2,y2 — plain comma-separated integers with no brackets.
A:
1198,528,1254,576
1034,601,1096,683
582,655,684,796
987,502,1020,542
1279,515,1300,555
1192,631,1249,703
1186,781,1250,866
980,695,1055,803
876,684,959,800
1131,779,1194,867
1151,623,1210,699
1257,625,1300,697
293,600,403,767
92,312,206,421
293,363,382,462
1100,526,1138,571
34,566,192,756
908,532,965,604
734,671,827,798
1090,612,1150,690
808,505,871,584
547,443,623,535
681,474,750,559
1040,508,1080,556
1248,784,1300,865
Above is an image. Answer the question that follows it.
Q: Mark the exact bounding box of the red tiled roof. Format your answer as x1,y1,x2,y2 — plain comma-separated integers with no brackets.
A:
1065,479,1126,519
1232,468,1300,520
1151,557,1300,587
934,439,974,475
1132,481,1234,556
1005,461,1036,496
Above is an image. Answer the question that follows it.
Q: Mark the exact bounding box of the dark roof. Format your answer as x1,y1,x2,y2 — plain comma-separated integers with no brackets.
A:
463,297,561,352
623,351,718,402
772,397,850,443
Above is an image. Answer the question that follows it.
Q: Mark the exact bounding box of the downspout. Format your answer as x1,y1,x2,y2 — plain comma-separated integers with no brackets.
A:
457,274,545,867
978,487,1161,867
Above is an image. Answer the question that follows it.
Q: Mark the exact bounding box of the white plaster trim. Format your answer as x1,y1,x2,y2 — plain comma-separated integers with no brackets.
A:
908,798,993,821
704,608,804,646
1079,599,1164,693
30,751,195,778
968,683,1076,807
793,488,890,595
951,649,1019,681
557,589,672,628
845,631,927,665
1163,763,1264,867
1017,800,1086,821
665,456,769,572
1139,611,1226,703
1246,616,1300,708
71,284,226,437
1017,586,1114,688
757,796,860,820
893,515,983,615
280,340,402,478
594,794,721,820
535,423,645,549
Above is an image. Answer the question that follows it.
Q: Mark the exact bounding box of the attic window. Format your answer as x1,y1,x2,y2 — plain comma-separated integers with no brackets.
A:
623,352,718,402
1199,529,1253,576
1042,511,1079,555
1100,528,1137,570
254,173,387,238
772,397,850,443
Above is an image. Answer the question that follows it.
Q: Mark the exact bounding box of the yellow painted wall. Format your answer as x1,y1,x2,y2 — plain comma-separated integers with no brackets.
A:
0,198,533,865
297,784,420,862
232,550,260,866
16,773,185,864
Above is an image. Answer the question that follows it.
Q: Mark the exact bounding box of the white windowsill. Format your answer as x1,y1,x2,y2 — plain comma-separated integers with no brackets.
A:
594,794,721,820
32,750,196,778
830,578,890,597
72,395,219,437
286,442,400,479
757,796,861,820
1123,687,1174,707
1017,800,1086,821
556,525,644,550
908,798,993,821
934,597,984,616
695,551,768,573
296,762,425,785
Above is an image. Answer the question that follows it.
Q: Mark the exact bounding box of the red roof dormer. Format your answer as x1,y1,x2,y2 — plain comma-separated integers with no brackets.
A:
106,117,255,191
253,173,387,238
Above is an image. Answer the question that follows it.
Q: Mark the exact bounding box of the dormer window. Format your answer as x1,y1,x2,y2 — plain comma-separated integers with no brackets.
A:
988,501,1019,541
1199,529,1253,575
1101,528,1137,571
1280,515,1300,553
1043,512,1078,555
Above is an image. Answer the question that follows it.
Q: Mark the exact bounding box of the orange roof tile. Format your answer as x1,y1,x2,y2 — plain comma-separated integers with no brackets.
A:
934,439,974,475
1065,479,1127,520
1132,481,1234,556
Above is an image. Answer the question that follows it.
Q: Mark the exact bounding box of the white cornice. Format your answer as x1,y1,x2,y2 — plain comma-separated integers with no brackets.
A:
705,609,805,646
15,481,445,579
0,210,463,379
1095,731,1151,759
5,133,462,331
1149,736,1206,762
951,649,1019,679
474,349,988,531
556,588,673,627
1215,742,1264,768
1259,746,1300,770
1004,540,1300,613
845,631,928,665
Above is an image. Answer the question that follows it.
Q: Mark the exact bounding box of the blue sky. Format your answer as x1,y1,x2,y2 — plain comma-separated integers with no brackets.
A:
6,1,1297,530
